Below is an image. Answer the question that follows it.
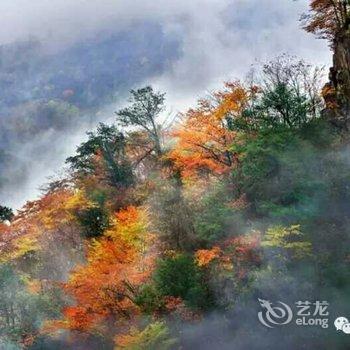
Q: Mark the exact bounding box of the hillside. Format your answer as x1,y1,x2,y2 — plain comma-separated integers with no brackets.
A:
0,2,350,350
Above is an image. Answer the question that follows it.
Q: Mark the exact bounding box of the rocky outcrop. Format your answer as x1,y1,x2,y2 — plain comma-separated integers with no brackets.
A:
323,25,350,129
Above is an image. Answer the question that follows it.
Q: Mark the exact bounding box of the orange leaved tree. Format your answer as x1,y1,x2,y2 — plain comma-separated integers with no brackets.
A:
44,206,156,337
170,82,251,177
303,0,350,42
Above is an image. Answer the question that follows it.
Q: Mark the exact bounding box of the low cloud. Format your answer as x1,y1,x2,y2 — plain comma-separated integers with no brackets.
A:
0,0,331,209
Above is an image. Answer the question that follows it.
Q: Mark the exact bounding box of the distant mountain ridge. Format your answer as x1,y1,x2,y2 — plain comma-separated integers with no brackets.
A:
0,22,179,207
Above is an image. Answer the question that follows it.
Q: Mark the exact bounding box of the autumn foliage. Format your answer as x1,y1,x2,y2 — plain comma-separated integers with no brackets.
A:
44,207,156,336
195,232,261,276
170,82,251,177
0,29,349,349
303,0,350,41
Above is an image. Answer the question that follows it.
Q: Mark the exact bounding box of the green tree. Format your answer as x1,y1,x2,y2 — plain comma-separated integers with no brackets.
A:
116,86,166,156
75,205,110,238
193,182,238,245
253,82,310,128
0,205,14,222
243,56,323,130
154,254,212,310
66,123,133,188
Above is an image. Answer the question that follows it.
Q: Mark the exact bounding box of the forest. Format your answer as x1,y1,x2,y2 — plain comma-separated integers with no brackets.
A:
0,1,350,349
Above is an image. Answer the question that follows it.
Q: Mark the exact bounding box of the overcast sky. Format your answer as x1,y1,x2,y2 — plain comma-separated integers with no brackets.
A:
0,1,330,75
0,0,331,209
0,0,330,108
